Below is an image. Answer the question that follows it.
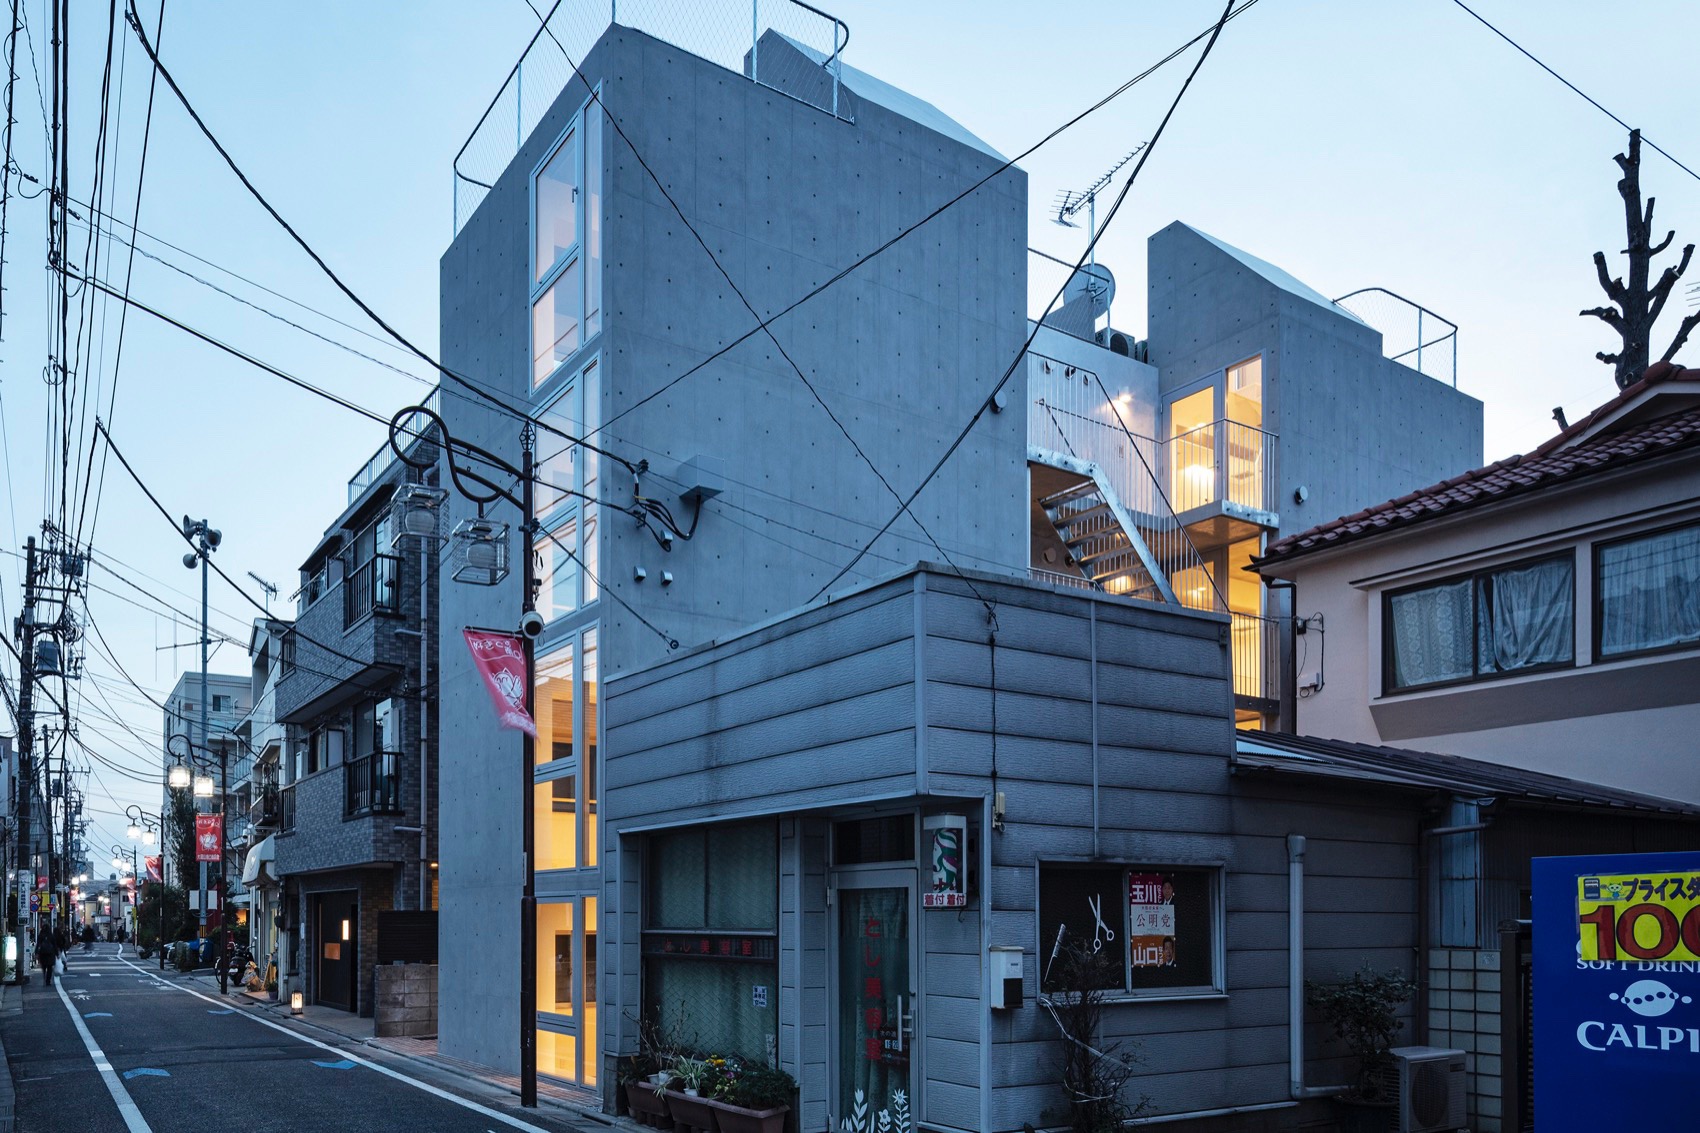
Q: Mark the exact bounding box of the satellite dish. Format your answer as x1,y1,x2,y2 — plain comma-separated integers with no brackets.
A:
1063,263,1115,320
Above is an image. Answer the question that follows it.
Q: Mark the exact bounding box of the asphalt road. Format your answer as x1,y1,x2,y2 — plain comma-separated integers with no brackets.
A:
2,943,593,1133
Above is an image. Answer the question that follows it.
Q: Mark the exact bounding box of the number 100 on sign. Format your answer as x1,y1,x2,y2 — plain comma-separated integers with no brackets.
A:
1577,872,1700,962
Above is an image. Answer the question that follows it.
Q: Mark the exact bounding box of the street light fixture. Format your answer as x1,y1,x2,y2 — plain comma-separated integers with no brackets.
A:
126,805,165,970
168,761,191,791
193,772,215,799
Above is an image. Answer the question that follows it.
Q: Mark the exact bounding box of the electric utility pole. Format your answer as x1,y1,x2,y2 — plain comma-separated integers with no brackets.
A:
13,537,38,978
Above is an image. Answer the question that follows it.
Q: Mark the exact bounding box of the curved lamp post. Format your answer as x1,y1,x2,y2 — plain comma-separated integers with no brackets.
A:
126,805,165,969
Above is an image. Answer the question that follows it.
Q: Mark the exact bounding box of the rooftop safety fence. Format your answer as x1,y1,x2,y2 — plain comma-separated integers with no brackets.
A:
454,0,851,234
1333,287,1458,388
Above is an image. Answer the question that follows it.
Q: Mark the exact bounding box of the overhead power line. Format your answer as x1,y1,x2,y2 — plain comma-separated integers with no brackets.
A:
812,0,1240,600
1447,0,1698,182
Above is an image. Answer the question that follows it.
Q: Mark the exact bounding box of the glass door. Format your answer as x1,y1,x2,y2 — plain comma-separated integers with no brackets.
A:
834,874,916,1133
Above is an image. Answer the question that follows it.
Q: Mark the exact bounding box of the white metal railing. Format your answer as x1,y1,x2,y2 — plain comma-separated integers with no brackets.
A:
453,0,851,234
1165,419,1279,516
1230,611,1279,704
1028,356,1222,613
348,387,440,504
1333,287,1458,388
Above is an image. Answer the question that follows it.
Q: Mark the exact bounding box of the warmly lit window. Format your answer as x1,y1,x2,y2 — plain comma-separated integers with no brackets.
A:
1038,862,1221,996
534,629,598,870
1385,554,1575,691
538,900,576,1013
1225,355,1262,428
536,893,598,1084
531,99,603,390
1168,386,1216,511
1596,522,1700,659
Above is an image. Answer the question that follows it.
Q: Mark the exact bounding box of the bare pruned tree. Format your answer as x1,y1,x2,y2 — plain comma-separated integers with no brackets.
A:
1581,129,1700,389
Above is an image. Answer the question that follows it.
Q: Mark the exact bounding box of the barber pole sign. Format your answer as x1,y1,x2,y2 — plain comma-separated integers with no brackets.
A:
463,628,538,737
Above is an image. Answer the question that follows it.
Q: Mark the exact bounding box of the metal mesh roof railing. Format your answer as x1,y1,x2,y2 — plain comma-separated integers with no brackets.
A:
454,0,850,234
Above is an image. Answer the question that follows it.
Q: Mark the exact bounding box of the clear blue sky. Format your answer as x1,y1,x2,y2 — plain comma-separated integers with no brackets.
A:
2,0,1695,849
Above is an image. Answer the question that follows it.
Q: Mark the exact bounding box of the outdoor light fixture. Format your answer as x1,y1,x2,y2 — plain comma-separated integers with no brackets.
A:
194,772,215,799
449,517,510,585
168,762,191,791
341,919,350,942
126,823,141,840
141,830,156,846
112,856,123,869
290,990,304,1014
390,484,449,545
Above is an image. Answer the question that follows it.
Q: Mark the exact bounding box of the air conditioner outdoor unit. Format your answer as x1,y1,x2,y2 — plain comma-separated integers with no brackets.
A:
1371,1046,1466,1133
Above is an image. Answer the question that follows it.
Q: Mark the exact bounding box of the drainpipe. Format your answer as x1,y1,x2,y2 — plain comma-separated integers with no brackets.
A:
1265,579,1297,732
1288,834,1344,1100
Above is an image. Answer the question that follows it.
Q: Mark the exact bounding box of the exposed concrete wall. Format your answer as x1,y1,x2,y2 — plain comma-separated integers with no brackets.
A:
1263,451,1700,803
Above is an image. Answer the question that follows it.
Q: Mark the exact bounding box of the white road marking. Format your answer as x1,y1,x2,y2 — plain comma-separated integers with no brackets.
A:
114,956,559,1133
53,977,153,1132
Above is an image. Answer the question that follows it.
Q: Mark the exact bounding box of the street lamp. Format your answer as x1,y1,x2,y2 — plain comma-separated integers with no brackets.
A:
126,805,165,969
388,402,541,1107
167,761,191,791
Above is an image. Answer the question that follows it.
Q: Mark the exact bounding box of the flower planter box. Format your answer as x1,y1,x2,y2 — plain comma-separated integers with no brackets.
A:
664,1090,721,1133
626,1082,672,1129
708,1099,788,1133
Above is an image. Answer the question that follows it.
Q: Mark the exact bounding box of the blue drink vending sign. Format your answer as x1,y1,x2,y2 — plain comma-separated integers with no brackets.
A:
1533,851,1700,1126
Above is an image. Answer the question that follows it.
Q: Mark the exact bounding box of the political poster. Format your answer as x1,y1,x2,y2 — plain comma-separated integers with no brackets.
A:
1533,850,1700,1127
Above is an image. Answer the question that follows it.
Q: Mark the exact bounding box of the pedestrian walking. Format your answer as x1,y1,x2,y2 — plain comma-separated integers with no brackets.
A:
82,924,96,954
35,929,57,986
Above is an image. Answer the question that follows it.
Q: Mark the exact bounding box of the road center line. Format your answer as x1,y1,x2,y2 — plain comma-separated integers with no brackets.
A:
114,956,557,1133
53,976,153,1133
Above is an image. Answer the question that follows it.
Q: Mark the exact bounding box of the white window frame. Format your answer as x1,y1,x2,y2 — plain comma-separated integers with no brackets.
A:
530,87,603,394
533,356,600,622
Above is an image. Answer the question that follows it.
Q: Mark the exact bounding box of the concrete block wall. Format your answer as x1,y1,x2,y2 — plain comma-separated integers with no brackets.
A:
1426,947,1502,1133
375,963,439,1038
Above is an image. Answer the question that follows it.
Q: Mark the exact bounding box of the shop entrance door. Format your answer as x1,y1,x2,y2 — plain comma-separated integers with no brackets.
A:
832,872,916,1133
312,891,358,1011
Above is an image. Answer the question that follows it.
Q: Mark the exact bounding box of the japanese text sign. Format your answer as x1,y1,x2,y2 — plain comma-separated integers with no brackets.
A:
195,814,222,863
1534,851,1700,1128
1129,873,1176,969
922,814,967,908
463,629,538,737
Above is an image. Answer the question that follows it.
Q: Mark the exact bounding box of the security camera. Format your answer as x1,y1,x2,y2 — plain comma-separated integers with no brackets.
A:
518,610,546,640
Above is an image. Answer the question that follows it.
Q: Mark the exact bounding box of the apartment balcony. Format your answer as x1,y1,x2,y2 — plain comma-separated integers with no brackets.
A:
1164,420,1279,553
276,555,413,724
344,553,401,627
1231,611,1280,723
249,782,281,832
344,752,403,817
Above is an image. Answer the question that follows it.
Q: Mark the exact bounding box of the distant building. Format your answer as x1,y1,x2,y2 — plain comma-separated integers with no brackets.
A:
1256,362,1700,803
160,669,251,895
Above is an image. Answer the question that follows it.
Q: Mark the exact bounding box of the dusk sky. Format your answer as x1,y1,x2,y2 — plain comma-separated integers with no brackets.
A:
2,0,1695,848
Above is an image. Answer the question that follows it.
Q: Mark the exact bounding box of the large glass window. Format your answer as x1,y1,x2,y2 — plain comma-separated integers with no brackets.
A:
534,359,599,621
531,99,603,390
537,894,597,1085
1385,554,1575,691
1597,522,1700,659
534,628,599,871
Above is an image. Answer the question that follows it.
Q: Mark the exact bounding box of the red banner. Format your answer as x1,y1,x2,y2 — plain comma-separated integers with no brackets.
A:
463,628,538,737
195,815,223,863
144,856,163,882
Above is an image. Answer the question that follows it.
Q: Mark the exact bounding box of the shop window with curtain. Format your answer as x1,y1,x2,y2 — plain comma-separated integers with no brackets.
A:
531,96,603,390
643,822,778,1060
1037,862,1221,997
1596,521,1700,659
1385,553,1575,692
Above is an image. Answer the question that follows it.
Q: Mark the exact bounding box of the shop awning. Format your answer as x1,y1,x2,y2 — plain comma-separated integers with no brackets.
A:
240,835,277,887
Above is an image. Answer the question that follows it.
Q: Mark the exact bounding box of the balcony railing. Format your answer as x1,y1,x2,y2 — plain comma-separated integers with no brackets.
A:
345,752,403,817
344,553,401,627
1165,419,1279,517
280,784,296,833
1230,611,1280,706
348,387,440,504
249,783,280,830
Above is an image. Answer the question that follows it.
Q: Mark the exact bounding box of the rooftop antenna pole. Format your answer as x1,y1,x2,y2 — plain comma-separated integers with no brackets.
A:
1052,143,1149,269
246,572,278,614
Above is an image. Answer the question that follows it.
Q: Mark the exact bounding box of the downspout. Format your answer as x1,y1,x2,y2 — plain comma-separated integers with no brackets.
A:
1264,578,1297,732
1288,834,1343,1100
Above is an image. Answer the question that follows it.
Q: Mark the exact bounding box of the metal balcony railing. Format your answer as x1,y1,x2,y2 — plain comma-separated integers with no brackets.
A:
249,783,280,830
1230,611,1280,705
280,784,296,833
1165,419,1279,517
453,0,851,234
344,752,403,817
349,387,440,504
344,554,401,627
1332,287,1458,388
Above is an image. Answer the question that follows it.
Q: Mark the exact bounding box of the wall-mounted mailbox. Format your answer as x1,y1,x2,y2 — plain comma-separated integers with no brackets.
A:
990,945,1024,1009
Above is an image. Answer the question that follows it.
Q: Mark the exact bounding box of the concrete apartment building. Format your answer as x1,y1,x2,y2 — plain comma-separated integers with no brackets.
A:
160,670,251,894
270,432,442,1016
428,7,1489,1128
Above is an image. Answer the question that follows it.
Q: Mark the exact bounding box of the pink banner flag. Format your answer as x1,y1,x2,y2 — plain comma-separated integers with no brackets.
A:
463,628,538,737
145,856,162,882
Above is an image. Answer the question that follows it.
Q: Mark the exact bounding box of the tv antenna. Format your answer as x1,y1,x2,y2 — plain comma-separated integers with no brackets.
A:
247,571,279,613
1052,143,1148,267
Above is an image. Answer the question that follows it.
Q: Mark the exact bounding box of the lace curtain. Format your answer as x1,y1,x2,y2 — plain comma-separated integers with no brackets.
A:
1479,558,1573,672
1599,525,1700,656
1389,580,1473,688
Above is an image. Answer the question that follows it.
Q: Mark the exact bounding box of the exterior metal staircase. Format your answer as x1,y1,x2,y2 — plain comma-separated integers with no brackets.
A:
1038,458,1177,605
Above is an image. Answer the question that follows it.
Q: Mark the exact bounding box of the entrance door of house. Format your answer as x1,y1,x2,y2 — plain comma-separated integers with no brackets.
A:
312,891,359,1011
832,871,917,1133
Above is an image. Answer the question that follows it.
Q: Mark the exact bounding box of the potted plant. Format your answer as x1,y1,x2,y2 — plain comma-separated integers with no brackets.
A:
620,1053,672,1128
710,1064,795,1133
265,976,279,1001
1306,965,1418,1133
666,1058,722,1133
